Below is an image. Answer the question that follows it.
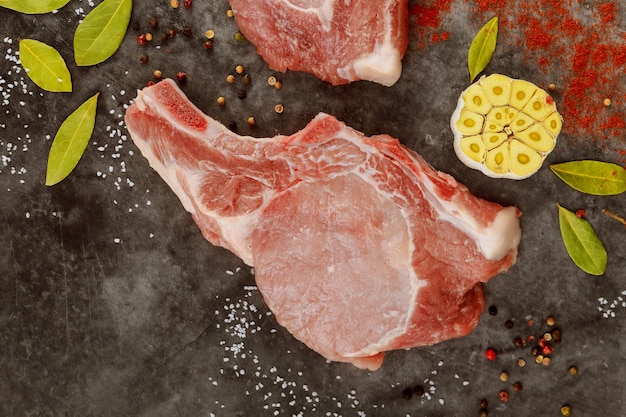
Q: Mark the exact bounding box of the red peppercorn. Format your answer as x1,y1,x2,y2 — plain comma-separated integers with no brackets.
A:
137,33,148,45
146,80,155,87
183,0,192,8
542,344,554,355
485,348,497,361
576,209,586,218
498,390,509,402
203,40,213,49
176,71,187,82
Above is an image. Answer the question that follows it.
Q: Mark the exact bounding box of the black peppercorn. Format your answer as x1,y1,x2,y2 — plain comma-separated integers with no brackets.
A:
488,305,497,316
139,53,149,64
504,319,514,329
183,26,192,37
413,385,424,397
402,388,412,400
148,17,158,29
237,90,247,99
227,121,237,131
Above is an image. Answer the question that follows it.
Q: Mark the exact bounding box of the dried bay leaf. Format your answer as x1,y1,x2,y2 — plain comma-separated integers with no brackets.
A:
551,160,626,195
557,204,607,276
468,16,498,83
0,0,70,14
74,0,133,66
19,39,72,92
46,93,99,186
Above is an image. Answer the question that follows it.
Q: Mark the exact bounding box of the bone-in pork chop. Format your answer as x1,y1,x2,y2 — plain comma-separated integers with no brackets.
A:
228,0,409,86
124,79,522,370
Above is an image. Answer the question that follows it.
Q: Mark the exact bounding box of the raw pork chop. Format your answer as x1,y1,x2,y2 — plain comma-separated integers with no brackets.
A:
124,79,522,370
228,0,409,86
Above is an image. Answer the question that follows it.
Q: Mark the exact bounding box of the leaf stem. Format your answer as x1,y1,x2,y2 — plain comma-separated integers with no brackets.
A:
602,209,626,226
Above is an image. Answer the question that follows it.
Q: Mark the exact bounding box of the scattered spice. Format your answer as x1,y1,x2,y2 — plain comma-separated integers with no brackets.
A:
183,26,192,37
145,33,153,42
227,9,234,18
216,96,225,106
267,75,277,86
548,83,557,91
237,90,247,99
206,30,215,39
499,371,509,382
480,399,489,409
153,69,162,80
176,71,187,82
203,40,213,49
226,74,236,84
517,358,526,367
497,390,509,402
479,409,488,417
402,387,413,400
488,305,498,316
148,17,158,29
513,382,523,392
561,404,572,416
273,80,282,90
568,366,578,376
137,34,148,46
413,385,425,397
485,348,497,361
183,0,192,9
235,32,245,42
552,328,562,343
139,53,148,64
247,116,256,126
504,319,514,329
274,103,284,114
235,65,245,74
513,337,524,347
242,74,251,85
170,0,179,8
546,316,556,326
603,98,612,107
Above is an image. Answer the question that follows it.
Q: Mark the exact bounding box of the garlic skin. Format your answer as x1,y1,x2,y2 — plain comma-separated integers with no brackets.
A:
451,74,563,180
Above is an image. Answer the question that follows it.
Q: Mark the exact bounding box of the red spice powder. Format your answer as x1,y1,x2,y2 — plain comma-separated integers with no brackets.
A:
408,0,454,49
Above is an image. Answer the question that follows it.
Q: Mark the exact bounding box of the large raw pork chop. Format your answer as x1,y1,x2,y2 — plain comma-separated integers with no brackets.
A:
228,0,409,86
124,79,522,370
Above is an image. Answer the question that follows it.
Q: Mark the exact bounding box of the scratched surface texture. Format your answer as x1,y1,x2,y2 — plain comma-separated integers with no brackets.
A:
1,1,625,416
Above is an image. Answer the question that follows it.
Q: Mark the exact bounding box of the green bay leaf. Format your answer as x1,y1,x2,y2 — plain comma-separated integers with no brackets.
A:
46,93,99,186
468,16,498,83
74,0,133,66
557,204,607,276
0,0,70,14
19,39,72,92
551,160,626,195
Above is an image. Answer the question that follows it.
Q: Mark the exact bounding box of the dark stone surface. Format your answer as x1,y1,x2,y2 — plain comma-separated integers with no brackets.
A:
1,1,624,416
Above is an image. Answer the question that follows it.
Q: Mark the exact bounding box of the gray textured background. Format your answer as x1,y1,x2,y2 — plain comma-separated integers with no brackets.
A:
1,1,624,416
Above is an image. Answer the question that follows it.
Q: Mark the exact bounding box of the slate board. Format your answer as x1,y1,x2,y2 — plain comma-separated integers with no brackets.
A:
1,1,624,416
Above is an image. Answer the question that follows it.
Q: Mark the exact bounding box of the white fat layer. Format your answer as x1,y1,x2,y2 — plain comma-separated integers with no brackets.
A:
284,0,334,31
342,11,402,87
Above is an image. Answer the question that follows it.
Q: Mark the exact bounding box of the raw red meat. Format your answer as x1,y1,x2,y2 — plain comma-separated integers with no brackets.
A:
228,0,409,86
124,79,522,370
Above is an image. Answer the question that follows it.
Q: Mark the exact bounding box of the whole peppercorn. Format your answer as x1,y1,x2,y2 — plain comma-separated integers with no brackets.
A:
137,33,148,45
169,28,177,38
171,0,179,8
274,103,284,114
148,17,158,29
479,409,488,417
183,26,192,37
504,319,514,329
513,382,523,392
488,305,497,316
402,388,413,400
216,96,226,106
479,399,488,409
485,348,497,361
205,29,215,39
568,366,578,376
413,385,425,397
603,97,612,107
242,74,251,85
153,69,163,80
552,328,562,343
561,405,571,416
176,71,187,82
235,65,245,74
226,74,236,84
513,336,524,347
247,116,256,126
498,390,509,402
203,40,213,49
237,90,247,99
235,31,245,42
139,53,149,64
267,75,277,86
274,80,282,90
517,358,526,367
499,371,509,382
183,0,192,8
542,344,554,355
160,33,168,43
546,316,556,326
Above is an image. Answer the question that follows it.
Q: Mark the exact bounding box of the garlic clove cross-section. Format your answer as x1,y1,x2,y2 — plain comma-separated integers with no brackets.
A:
450,74,563,180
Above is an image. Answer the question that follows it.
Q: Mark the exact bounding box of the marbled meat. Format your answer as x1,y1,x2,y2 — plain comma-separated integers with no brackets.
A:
124,79,522,370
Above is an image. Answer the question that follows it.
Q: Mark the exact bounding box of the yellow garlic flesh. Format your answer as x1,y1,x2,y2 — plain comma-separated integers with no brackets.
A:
450,74,562,179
